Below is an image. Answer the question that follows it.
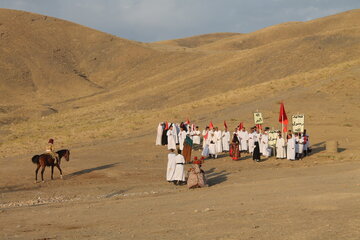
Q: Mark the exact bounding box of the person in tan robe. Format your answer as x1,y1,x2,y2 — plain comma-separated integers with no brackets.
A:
187,162,207,189
45,139,59,164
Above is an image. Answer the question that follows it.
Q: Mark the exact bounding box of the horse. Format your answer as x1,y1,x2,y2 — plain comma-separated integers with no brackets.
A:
31,149,70,183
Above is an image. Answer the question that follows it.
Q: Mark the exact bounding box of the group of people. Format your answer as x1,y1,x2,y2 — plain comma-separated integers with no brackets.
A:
157,121,311,187
166,148,207,188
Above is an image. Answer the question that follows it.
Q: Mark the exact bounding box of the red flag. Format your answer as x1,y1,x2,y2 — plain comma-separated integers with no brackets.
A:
209,121,214,129
185,118,190,125
283,125,287,133
256,124,262,130
224,120,228,129
165,121,169,130
239,122,243,130
279,102,288,125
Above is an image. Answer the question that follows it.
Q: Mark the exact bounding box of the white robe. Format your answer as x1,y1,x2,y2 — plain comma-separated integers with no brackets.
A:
173,124,180,144
276,137,286,158
209,135,217,155
202,145,209,157
178,130,187,150
202,130,209,148
287,137,296,160
262,134,270,157
298,136,304,154
222,131,230,151
156,123,163,146
192,130,201,145
248,132,255,153
214,130,223,153
167,130,176,150
239,130,249,151
166,153,176,181
173,154,186,181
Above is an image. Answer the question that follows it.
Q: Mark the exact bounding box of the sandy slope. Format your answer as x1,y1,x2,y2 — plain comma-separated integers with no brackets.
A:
0,8,360,239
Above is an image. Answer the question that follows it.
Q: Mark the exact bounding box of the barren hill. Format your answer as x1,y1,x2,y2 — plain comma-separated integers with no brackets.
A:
1,8,360,240
0,8,359,159
154,32,242,48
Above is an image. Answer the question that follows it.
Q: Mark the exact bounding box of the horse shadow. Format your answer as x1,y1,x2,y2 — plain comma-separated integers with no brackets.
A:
67,163,120,178
206,169,230,187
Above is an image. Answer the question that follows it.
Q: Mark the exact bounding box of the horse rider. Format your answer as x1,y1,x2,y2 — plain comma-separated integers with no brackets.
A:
46,139,59,164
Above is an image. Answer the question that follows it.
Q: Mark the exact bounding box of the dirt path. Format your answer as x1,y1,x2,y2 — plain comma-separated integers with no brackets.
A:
1,135,359,239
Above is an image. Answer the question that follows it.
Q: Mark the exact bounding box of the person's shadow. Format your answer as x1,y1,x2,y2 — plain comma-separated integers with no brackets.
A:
205,169,230,187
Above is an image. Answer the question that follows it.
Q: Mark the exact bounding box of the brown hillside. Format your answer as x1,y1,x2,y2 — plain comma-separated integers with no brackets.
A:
1,8,360,240
154,32,242,48
0,8,359,159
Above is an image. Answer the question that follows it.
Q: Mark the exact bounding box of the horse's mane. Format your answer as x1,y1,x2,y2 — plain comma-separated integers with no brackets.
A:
56,149,70,154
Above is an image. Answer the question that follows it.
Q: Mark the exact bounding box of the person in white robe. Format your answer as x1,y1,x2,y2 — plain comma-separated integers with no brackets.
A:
287,134,296,160
276,133,286,159
248,128,255,154
222,128,230,152
173,150,186,185
166,149,176,182
297,133,304,160
202,127,210,149
156,122,163,146
208,133,217,158
178,127,187,151
239,128,249,152
167,125,177,150
173,123,180,144
192,126,201,145
261,131,270,157
214,127,223,154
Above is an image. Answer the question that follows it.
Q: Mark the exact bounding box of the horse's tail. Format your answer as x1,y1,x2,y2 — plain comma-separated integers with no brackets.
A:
31,155,40,164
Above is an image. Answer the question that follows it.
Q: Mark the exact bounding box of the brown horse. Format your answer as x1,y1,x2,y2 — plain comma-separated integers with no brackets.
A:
31,149,70,182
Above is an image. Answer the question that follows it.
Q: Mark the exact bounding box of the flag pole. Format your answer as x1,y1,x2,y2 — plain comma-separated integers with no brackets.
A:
282,114,284,140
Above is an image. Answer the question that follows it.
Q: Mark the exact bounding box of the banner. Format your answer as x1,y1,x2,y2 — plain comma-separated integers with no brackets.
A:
268,130,279,146
253,112,263,125
292,114,305,133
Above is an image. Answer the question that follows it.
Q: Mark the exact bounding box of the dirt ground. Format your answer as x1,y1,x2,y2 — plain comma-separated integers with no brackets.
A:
1,133,359,240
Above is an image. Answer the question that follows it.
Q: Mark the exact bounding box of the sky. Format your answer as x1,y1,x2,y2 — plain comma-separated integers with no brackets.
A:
1,0,359,42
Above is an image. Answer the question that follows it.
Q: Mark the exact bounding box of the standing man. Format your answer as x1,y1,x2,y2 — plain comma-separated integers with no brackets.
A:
178,127,187,153
248,128,255,155
167,125,177,150
192,126,201,149
156,122,163,146
287,134,296,160
202,126,210,149
276,132,286,159
173,150,186,185
166,149,176,182
253,132,261,162
222,127,230,153
214,127,223,154
262,130,270,157
209,132,217,158
239,127,249,153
